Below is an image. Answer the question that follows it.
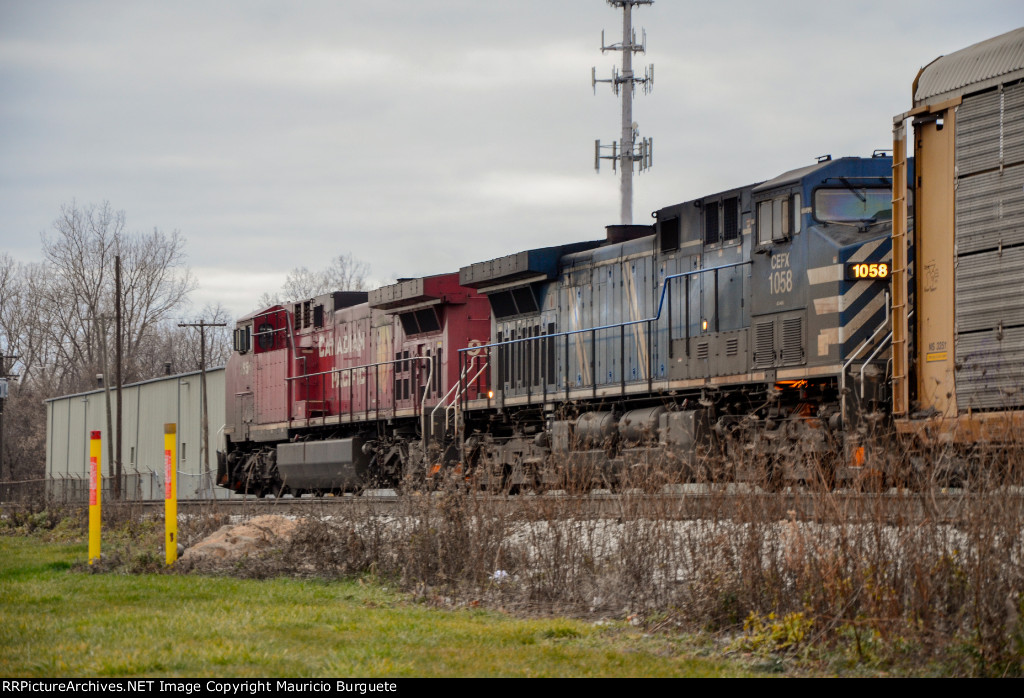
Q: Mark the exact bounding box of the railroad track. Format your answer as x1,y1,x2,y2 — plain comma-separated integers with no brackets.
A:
92,486,1024,526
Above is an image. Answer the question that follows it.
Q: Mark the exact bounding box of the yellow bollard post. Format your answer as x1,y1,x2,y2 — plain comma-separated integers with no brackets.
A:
164,423,177,565
88,430,101,564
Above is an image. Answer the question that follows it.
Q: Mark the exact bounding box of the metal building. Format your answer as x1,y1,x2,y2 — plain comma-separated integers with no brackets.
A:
45,368,230,501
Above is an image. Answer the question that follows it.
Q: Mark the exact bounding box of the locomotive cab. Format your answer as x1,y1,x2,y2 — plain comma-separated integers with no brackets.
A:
747,154,894,481
749,155,892,370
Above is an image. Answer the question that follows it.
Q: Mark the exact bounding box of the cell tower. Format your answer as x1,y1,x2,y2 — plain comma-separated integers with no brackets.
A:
593,0,653,225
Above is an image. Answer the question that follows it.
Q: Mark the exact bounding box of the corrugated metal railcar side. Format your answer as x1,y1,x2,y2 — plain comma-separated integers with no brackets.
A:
892,27,1024,442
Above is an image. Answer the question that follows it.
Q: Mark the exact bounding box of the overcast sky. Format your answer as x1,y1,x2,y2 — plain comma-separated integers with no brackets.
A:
2,1,1022,319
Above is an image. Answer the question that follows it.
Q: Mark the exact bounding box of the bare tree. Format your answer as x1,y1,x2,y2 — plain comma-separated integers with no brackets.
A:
38,201,196,390
139,303,234,375
39,201,123,391
257,253,371,308
0,202,202,486
0,256,57,388
0,380,46,483
0,253,22,373
0,255,59,485
18,263,59,387
0,257,54,484
177,303,233,370
117,228,197,381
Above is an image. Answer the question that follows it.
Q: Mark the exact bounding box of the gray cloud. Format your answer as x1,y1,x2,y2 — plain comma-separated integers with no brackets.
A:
2,0,1021,316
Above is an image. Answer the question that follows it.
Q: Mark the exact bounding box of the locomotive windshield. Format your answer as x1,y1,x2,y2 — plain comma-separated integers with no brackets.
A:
814,186,891,223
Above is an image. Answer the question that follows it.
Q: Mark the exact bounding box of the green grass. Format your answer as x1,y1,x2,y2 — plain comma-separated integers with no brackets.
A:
0,537,760,677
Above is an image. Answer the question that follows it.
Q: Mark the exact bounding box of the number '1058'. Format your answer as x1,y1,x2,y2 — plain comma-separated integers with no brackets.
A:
769,270,793,294
849,263,889,280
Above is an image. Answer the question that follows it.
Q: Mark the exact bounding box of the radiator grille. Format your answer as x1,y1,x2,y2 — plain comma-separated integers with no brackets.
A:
754,321,774,368
781,317,804,365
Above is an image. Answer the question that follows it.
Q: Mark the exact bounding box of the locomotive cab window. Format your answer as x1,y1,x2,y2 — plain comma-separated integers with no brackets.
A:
255,322,275,351
233,325,252,354
486,286,539,320
756,193,800,245
813,186,891,223
415,308,441,333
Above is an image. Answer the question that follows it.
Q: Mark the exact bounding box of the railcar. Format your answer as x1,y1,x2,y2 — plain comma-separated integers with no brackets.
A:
892,27,1024,463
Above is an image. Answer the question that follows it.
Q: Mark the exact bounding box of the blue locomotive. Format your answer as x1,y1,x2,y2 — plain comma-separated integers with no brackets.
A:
455,153,894,489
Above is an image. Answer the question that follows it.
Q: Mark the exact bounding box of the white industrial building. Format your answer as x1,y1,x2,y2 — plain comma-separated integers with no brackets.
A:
45,368,231,501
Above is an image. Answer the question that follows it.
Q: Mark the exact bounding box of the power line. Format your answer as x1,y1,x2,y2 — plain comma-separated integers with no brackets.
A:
177,319,227,495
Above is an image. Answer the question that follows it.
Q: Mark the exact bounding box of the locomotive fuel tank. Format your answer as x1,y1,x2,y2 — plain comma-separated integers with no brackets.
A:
276,438,371,490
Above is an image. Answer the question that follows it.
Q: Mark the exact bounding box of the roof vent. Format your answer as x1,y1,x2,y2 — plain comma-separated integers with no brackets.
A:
604,224,654,245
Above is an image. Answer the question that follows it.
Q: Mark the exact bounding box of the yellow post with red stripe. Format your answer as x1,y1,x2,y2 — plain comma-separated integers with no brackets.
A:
164,423,178,565
88,430,101,564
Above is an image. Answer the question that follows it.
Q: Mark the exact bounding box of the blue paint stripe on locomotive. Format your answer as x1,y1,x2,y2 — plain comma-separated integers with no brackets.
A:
838,242,892,333
840,281,886,328
842,304,887,357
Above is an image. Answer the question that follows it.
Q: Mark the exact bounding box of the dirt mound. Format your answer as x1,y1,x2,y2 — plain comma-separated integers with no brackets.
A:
180,515,300,570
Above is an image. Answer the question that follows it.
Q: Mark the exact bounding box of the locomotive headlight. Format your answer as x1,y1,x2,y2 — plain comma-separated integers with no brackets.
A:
701,319,708,331
487,390,494,399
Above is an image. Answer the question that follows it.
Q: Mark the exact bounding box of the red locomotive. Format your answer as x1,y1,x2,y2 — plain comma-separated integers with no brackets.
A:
221,274,490,495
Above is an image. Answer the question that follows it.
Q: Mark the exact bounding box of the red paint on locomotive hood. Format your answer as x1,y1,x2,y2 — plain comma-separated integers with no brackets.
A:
224,304,291,440
367,273,491,410
225,275,490,441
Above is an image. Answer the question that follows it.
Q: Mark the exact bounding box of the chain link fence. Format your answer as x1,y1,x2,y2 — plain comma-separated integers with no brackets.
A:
1,470,229,505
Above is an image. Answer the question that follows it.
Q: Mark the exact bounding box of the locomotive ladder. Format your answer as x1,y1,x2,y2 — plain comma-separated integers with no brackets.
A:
840,290,893,427
890,120,911,415
430,355,488,449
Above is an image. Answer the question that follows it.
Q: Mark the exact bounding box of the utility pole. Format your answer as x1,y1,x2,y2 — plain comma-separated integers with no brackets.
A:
178,319,226,496
94,315,115,495
114,255,123,501
0,354,19,484
593,0,654,224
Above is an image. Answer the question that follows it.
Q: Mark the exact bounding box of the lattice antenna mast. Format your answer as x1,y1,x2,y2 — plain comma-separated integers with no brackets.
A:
593,0,653,225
